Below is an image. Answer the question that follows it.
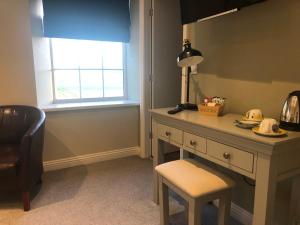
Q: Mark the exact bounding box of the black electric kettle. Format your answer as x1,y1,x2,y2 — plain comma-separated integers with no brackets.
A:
280,91,300,131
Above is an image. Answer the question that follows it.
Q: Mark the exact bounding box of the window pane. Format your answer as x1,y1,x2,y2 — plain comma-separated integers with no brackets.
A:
81,70,103,98
102,42,123,69
54,70,80,99
52,38,79,69
51,38,125,102
78,40,102,69
104,70,124,97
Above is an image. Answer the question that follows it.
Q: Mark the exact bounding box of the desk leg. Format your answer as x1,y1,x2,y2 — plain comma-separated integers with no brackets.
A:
153,135,165,204
289,175,300,225
253,153,277,225
180,148,189,159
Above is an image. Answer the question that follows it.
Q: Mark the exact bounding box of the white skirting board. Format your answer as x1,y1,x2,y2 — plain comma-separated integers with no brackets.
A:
213,200,253,225
43,147,140,172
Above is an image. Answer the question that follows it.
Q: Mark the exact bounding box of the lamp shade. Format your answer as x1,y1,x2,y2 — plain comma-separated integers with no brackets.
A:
177,40,203,67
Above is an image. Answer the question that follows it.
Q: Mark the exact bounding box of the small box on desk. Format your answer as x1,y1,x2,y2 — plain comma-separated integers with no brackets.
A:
198,104,224,116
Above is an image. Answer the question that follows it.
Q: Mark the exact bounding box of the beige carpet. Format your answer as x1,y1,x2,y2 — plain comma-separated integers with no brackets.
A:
0,156,184,225
0,156,241,225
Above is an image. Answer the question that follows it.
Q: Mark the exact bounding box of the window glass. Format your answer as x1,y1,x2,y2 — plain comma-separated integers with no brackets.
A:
104,70,124,97
54,70,80,99
52,39,79,69
78,40,102,69
102,42,123,69
50,38,125,102
81,70,103,98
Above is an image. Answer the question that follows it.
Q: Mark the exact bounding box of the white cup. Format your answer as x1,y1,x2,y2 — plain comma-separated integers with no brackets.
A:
245,109,263,122
259,118,279,134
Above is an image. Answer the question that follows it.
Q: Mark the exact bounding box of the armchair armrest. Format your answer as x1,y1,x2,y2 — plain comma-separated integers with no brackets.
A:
19,109,46,191
23,110,46,139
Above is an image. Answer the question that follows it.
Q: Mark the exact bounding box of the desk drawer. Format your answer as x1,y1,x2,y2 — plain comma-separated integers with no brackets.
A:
157,124,183,145
207,140,254,173
183,132,206,154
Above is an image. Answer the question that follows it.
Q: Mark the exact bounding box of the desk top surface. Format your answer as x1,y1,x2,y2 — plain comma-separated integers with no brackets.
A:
150,108,300,146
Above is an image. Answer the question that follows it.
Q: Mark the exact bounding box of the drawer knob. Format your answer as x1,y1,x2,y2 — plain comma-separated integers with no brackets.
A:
190,140,197,146
223,152,231,159
165,131,171,136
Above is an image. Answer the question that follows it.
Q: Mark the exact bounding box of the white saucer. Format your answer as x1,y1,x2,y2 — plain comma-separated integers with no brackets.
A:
238,120,260,125
242,116,263,123
235,120,260,129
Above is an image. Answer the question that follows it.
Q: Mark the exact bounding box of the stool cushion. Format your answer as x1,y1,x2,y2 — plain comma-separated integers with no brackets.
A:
155,159,235,198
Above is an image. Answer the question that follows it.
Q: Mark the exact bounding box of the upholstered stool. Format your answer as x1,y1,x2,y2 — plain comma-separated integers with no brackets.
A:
155,159,235,225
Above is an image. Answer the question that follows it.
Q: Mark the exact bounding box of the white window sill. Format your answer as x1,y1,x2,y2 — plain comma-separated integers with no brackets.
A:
41,100,140,113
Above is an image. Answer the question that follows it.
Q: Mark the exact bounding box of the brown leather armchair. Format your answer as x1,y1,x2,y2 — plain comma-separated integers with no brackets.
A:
0,105,46,211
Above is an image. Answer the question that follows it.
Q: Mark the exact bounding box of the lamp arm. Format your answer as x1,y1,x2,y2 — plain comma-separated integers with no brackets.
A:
186,67,191,103
181,67,188,104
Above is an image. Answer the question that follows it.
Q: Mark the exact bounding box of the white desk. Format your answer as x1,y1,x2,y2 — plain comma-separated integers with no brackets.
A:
150,108,300,225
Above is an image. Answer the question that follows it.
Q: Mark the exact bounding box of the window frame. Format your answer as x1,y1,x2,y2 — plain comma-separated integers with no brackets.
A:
49,39,127,104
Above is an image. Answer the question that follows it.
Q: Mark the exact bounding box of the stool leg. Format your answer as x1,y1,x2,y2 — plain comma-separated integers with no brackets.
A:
188,198,202,225
218,191,231,225
159,176,169,225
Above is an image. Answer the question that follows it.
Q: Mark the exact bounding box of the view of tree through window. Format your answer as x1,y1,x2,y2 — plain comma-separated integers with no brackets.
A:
50,38,124,102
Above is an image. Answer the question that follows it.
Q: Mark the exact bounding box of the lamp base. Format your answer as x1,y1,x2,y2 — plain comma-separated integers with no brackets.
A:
167,103,198,114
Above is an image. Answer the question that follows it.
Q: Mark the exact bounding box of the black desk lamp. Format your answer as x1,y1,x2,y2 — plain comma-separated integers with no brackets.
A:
168,39,204,114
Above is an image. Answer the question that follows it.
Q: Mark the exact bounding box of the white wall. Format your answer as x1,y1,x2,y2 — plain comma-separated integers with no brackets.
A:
127,0,140,102
0,0,141,162
0,0,37,105
30,0,53,107
191,0,300,119
191,0,300,216
44,107,140,161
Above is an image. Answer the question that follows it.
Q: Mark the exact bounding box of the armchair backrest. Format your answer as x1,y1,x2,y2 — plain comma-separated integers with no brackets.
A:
0,105,45,144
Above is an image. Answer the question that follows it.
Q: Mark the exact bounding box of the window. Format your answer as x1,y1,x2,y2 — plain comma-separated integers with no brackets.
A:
50,38,125,103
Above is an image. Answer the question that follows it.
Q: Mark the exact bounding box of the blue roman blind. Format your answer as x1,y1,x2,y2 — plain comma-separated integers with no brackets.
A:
43,0,130,42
